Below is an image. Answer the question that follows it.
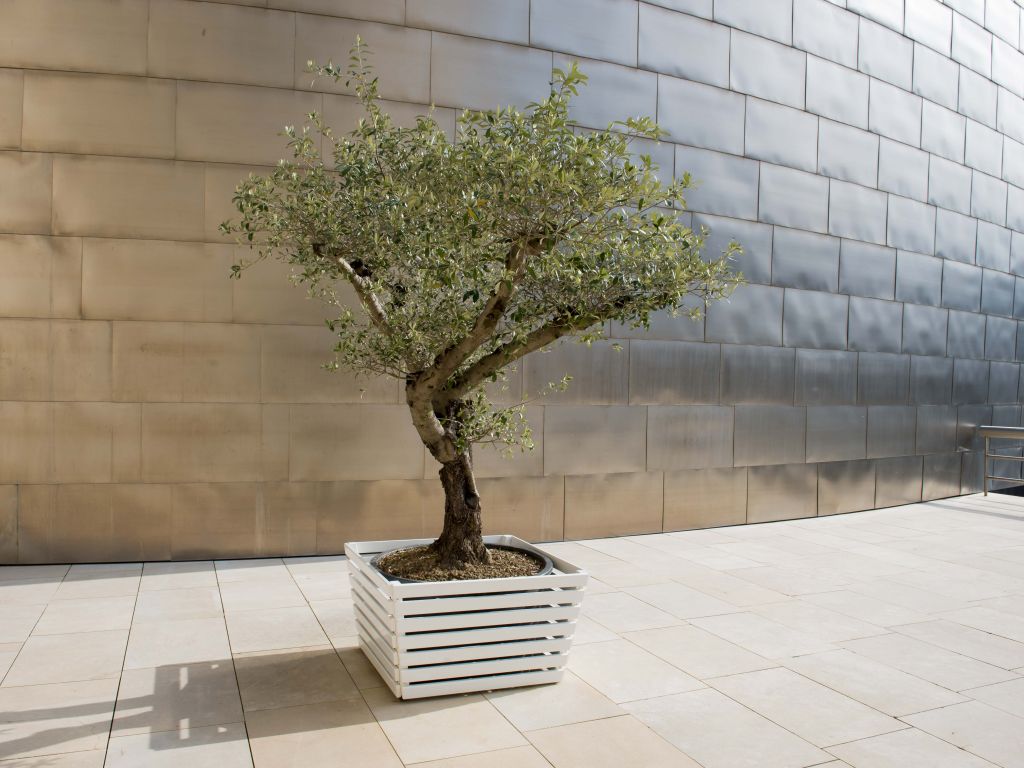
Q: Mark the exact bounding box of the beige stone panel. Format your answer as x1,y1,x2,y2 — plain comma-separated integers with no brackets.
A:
0,69,23,149
524,338,629,405
0,319,51,400
0,402,52,483
182,323,261,402
148,0,295,87
177,81,321,165
311,478,445,551
83,238,234,323
478,475,564,542
52,155,204,241
323,94,456,139
261,404,290,481
0,151,52,234
112,322,184,402
0,484,16,562
294,14,431,102
204,162,271,243
0,235,82,319
51,320,112,402
259,480,318,555
142,403,263,482
543,405,648,476
261,324,398,403
289,404,424,481
422,406,545,479
53,402,141,483
275,0,404,23
23,72,175,158
170,482,261,558
0,0,147,74
664,466,749,531
564,471,664,539
18,483,171,563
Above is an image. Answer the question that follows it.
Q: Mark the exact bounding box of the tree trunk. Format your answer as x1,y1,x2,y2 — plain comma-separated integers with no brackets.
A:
431,452,490,568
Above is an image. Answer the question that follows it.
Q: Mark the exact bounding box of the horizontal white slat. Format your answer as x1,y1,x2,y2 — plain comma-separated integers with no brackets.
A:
353,600,396,650
356,616,401,668
401,652,568,684
351,579,397,631
394,571,587,598
398,587,584,617
349,568,394,612
398,619,577,651
358,637,401,698
399,604,580,633
401,668,566,699
402,636,573,667
359,630,401,683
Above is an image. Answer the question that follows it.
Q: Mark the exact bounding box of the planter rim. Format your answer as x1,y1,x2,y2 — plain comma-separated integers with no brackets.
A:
369,542,555,583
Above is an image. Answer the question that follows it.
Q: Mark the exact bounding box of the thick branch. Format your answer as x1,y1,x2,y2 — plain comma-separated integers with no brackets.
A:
415,242,532,397
312,243,390,334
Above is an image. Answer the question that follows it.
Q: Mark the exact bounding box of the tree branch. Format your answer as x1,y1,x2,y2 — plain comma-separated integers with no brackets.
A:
312,244,391,334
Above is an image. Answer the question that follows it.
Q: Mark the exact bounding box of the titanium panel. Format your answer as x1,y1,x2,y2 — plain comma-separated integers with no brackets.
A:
658,76,745,153
972,170,1008,225
859,17,913,89
543,405,647,476
922,453,962,500
664,466,747,531
867,405,917,458
848,297,903,354
887,195,937,254
782,289,849,350
806,54,869,128
1005,139,1024,189
734,405,806,466
981,269,1015,316
986,316,1018,361
956,403,993,450
1017,320,1024,361
905,0,953,56
771,227,840,292
795,349,858,405
869,79,923,146
694,214,773,285
828,179,888,244
928,156,972,213
997,89,1024,144
817,459,876,515
676,145,759,220
991,404,1021,427
628,340,721,404
952,13,991,75
647,404,734,471
875,455,924,507
817,119,879,187
715,0,793,45
858,352,910,405
838,240,896,300
965,119,1003,176
942,261,983,312
878,137,929,200
952,358,990,404
988,361,1020,402
745,98,818,172
806,405,867,462
913,43,959,109
901,303,948,356
1016,277,1024,318
530,0,638,67
638,4,729,87
976,221,1012,271
793,0,859,69
959,67,997,127
895,250,942,305
916,404,958,454
523,338,628,404
910,355,954,404
721,344,796,404
706,283,784,345
729,30,806,109
961,450,983,493
760,164,829,233
847,0,904,33
946,310,986,358
937,207,974,264
610,300,704,342
747,463,818,522
1008,186,1024,231
921,102,966,163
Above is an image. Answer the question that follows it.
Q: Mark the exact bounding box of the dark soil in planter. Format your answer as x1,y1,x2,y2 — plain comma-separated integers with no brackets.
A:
376,544,546,582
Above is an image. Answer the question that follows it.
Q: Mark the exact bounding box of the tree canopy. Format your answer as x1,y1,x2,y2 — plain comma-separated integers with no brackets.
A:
224,40,740,468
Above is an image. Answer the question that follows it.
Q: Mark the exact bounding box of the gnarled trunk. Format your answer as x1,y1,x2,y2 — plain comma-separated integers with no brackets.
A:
430,452,490,568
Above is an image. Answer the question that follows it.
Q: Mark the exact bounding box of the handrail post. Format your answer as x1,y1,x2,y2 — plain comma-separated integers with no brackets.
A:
984,435,989,497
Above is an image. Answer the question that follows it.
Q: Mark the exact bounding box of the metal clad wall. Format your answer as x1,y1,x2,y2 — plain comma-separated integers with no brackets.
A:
2,0,1023,561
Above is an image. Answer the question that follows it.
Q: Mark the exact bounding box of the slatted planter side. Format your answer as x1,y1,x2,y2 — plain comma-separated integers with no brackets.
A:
345,535,588,699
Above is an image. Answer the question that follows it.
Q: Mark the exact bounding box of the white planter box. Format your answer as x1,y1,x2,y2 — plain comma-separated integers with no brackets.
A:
345,535,588,700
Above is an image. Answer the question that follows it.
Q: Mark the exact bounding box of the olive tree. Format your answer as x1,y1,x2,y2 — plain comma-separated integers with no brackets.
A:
224,43,740,569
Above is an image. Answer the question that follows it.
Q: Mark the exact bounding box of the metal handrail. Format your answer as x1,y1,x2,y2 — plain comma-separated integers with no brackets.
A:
978,425,1024,495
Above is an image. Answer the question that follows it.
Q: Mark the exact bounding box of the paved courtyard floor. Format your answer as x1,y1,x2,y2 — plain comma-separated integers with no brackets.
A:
2,494,1024,767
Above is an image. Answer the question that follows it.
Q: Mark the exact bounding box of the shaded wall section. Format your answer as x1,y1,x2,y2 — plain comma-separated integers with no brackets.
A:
2,0,1024,562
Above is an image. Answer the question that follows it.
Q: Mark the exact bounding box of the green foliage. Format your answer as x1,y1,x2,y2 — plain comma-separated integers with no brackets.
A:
223,39,740,460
